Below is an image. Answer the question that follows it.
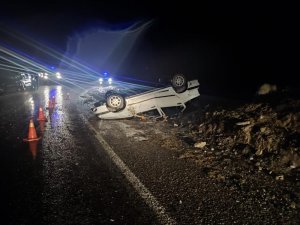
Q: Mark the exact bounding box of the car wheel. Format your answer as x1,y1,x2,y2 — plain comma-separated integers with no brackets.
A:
106,93,126,112
171,73,187,93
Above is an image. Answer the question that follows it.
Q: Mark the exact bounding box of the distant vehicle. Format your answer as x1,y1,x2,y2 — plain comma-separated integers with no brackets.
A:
98,72,113,86
91,74,200,119
20,73,32,88
20,73,39,90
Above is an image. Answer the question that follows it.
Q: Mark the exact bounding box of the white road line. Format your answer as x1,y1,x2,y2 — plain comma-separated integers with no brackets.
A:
82,116,177,225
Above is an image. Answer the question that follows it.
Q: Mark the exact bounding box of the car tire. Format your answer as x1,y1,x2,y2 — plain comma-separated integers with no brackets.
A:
171,73,187,93
106,93,126,112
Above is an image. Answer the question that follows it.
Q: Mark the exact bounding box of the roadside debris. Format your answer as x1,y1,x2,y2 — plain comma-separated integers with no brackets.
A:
160,93,300,211
171,97,300,177
194,141,206,148
236,121,251,126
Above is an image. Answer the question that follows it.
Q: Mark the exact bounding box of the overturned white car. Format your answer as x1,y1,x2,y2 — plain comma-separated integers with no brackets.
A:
91,74,200,119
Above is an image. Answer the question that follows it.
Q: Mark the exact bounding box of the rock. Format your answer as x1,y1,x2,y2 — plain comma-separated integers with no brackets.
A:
290,202,296,209
275,175,284,181
194,142,206,148
236,121,251,126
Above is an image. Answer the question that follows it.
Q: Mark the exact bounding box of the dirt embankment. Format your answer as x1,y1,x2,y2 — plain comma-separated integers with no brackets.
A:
157,94,300,212
175,98,300,174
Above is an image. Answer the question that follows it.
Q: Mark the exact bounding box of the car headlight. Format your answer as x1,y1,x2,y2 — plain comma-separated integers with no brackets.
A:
56,72,62,79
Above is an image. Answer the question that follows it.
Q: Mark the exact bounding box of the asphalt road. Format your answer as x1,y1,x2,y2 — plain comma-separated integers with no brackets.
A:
1,84,299,225
0,85,158,225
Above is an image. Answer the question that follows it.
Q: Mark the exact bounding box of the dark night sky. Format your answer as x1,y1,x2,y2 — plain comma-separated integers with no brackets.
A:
0,1,297,97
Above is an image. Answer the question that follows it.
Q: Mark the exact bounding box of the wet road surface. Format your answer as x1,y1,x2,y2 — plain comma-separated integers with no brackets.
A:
1,84,299,225
0,86,158,225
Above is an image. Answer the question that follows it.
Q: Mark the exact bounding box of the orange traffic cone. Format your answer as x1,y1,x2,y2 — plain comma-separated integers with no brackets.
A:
37,106,48,122
23,118,41,142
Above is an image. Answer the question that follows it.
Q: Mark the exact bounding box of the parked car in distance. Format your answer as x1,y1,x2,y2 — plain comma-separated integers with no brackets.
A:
20,73,39,90
91,74,200,119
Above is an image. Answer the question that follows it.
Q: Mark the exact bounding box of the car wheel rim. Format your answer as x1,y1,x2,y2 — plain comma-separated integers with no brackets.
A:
174,76,184,86
109,96,122,107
